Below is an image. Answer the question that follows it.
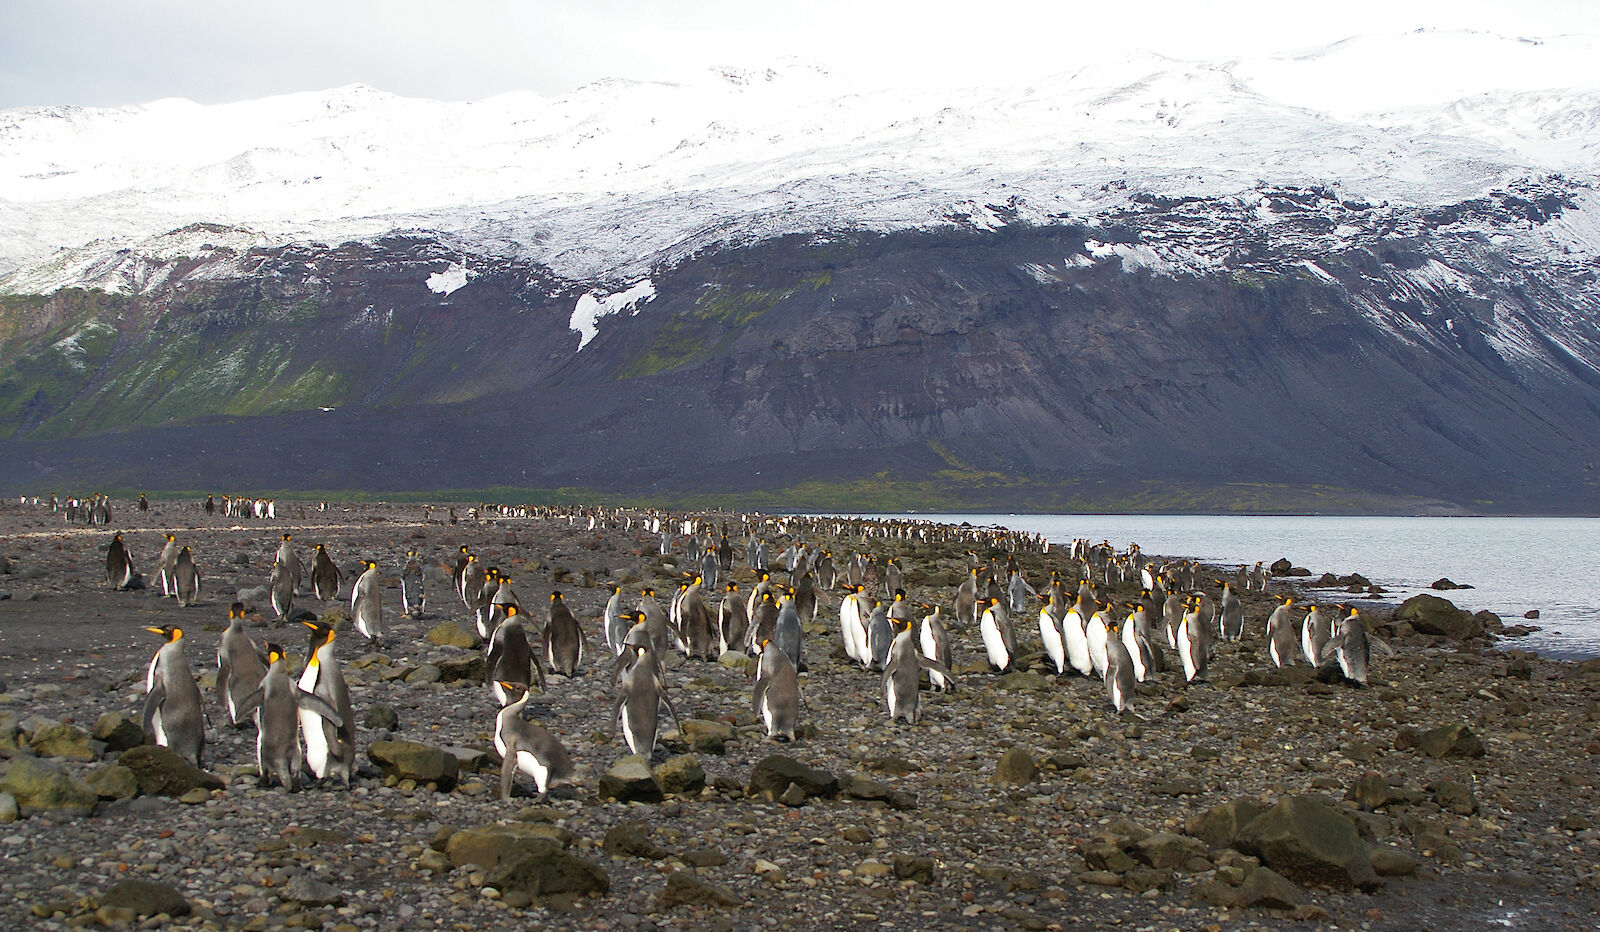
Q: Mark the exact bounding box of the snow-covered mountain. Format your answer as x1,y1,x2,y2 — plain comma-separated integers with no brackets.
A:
3,28,1600,512
2,28,1597,293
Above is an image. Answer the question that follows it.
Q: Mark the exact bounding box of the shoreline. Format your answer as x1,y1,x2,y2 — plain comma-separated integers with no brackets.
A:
2,498,1598,930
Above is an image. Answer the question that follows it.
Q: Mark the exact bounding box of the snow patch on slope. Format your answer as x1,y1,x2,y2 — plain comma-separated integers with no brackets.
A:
569,278,657,350
426,263,474,295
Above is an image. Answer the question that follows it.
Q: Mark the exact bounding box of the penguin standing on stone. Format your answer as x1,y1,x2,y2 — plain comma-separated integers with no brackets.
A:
1265,596,1298,668
717,582,749,657
299,620,355,786
615,645,682,758
487,603,542,702
106,533,137,590
979,597,1017,673
752,639,801,742
237,644,343,792
351,559,384,648
494,682,574,801
310,544,343,601
143,625,206,767
544,591,584,677
217,602,269,726
401,548,425,619
157,534,180,598
1039,593,1067,675
173,546,202,607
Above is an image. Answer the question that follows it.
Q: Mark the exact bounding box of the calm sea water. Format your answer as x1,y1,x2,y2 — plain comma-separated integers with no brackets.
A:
861,514,1600,659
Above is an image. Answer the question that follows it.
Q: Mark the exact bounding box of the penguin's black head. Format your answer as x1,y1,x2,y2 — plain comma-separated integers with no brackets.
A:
229,601,246,618
146,625,181,642
266,643,286,664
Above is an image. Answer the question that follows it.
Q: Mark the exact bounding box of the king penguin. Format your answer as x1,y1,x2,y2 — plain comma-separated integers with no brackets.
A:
106,533,137,590
1327,605,1373,686
615,644,682,758
1301,604,1332,668
269,560,295,622
866,600,894,671
157,534,180,598
1177,594,1212,684
494,682,575,801
299,620,356,786
400,548,425,619
143,625,206,767
774,589,804,672
1085,602,1112,678
919,605,955,692
350,559,384,648
217,601,268,726
1216,580,1244,641
1265,596,1298,668
310,544,343,601
1103,620,1136,713
717,581,749,657
274,534,302,594
1062,598,1093,677
173,546,202,607
745,589,779,656
979,597,1017,673
838,585,870,668
752,639,801,742
487,603,542,703
238,643,343,791
1039,593,1067,675
603,584,628,655
883,620,923,724
544,591,583,677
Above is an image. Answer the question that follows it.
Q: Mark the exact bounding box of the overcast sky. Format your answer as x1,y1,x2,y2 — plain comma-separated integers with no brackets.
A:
3,0,1597,109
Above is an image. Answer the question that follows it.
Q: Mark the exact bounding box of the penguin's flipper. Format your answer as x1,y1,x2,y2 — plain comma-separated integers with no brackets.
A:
235,686,265,721
531,655,547,692
485,639,504,683
658,687,685,734
499,742,519,802
1370,635,1397,656
296,690,345,731
141,680,167,737
750,677,767,716
924,658,957,692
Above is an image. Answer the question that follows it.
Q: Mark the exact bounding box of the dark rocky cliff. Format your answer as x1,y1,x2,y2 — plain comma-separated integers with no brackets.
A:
3,185,1599,513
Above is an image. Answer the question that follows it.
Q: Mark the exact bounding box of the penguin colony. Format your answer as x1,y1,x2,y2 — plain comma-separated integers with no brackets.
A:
97,502,1381,802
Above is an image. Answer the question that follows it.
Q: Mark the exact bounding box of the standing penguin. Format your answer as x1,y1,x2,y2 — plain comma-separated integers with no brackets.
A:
865,600,894,671
1062,599,1093,677
1301,604,1332,668
544,591,584,677
350,559,384,648
106,533,137,590
299,620,356,786
173,546,202,607
979,597,1017,673
310,544,343,601
1178,594,1212,684
615,645,682,757
1085,602,1112,678
745,590,780,656
157,534,180,598
1216,580,1244,641
1327,605,1373,686
839,585,871,668
678,577,716,661
1264,596,1298,668
918,605,955,692
494,682,575,801
400,548,425,619
1039,594,1067,675
883,558,904,600
774,590,804,672
1103,621,1136,713
717,582,749,657
217,602,268,726
487,603,542,703
274,534,302,593
603,584,628,655
954,568,980,628
143,625,206,767
751,639,801,742
269,560,295,622
1120,603,1152,682
237,644,343,792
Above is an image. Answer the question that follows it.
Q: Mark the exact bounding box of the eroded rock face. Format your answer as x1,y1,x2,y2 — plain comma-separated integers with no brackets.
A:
0,756,98,817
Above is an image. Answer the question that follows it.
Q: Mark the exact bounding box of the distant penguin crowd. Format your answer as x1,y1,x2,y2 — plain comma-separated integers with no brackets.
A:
56,495,1386,801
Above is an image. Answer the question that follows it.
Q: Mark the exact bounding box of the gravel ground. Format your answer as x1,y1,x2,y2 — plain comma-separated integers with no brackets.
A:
1,498,1598,931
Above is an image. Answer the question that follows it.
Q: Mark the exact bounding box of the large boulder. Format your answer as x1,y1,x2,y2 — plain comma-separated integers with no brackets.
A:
653,755,706,796
100,879,190,917
1234,796,1381,891
483,840,609,901
1186,798,1267,849
84,764,140,800
426,621,478,648
0,756,98,817
447,822,575,870
25,722,99,761
991,748,1038,786
1415,724,1487,760
117,745,222,797
656,870,741,909
1394,594,1482,640
598,755,663,803
368,740,460,789
746,755,838,802
92,712,146,752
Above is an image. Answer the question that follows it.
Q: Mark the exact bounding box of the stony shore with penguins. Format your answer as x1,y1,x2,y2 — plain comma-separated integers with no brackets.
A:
1,497,1598,931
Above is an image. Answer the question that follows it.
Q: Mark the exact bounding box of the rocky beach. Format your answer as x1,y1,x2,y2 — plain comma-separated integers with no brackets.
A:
1,497,1597,931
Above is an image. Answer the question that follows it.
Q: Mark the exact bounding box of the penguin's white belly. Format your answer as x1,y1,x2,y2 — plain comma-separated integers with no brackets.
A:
150,709,167,747
1039,614,1065,673
980,617,1008,669
1178,620,1198,681
299,708,330,776
1123,630,1146,681
1086,624,1108,677
1063,616,1091,676
516,750,549,790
